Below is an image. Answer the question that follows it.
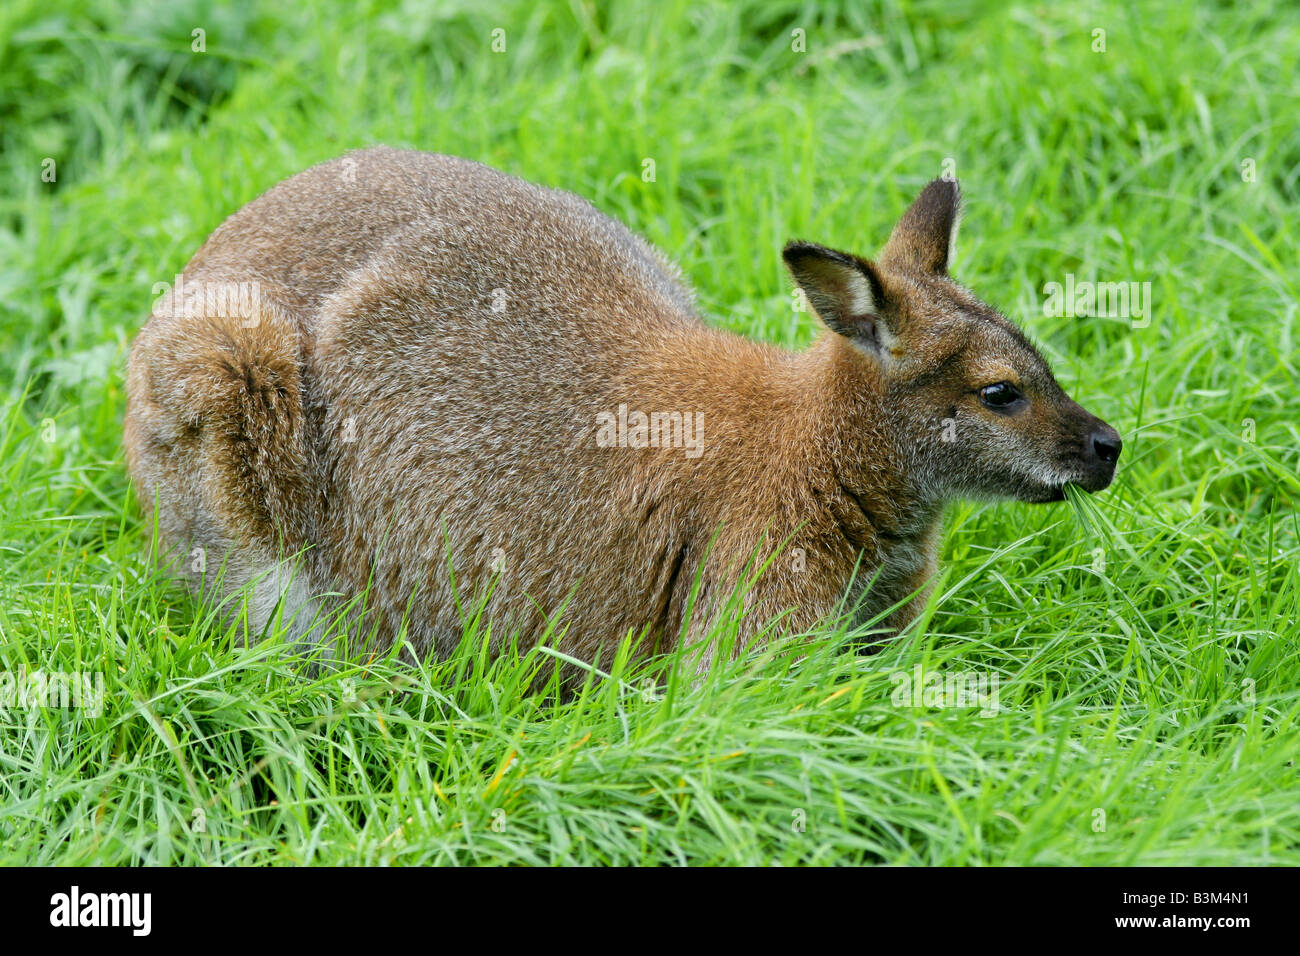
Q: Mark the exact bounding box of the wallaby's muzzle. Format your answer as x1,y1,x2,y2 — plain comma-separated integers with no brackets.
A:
1076,416,1122,492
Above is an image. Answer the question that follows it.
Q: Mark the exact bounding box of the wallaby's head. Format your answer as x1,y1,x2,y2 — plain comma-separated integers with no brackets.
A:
785,179,1121,504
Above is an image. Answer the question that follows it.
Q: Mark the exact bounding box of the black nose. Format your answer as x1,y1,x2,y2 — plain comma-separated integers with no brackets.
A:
1092,428,1122,465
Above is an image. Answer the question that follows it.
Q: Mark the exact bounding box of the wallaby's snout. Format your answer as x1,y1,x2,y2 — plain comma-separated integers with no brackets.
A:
1079,412,1122,492
1015,393,1121,501
1093,427,1122,465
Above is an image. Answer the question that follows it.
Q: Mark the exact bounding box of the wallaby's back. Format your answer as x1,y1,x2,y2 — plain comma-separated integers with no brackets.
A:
184,147,698,320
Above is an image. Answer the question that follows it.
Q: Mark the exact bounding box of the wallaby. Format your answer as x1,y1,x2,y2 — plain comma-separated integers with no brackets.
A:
124,147,1121,674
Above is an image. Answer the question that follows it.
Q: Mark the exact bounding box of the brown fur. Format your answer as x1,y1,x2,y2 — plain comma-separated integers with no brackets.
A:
124,148,1120,673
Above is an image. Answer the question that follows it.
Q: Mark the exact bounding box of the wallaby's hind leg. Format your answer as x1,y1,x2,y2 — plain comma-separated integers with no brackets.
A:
123,285,326,647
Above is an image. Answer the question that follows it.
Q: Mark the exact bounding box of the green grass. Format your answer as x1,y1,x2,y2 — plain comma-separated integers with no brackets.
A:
2,0,1298,865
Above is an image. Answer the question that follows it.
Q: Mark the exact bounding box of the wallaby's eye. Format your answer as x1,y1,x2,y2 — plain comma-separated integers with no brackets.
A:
979,382,1022,410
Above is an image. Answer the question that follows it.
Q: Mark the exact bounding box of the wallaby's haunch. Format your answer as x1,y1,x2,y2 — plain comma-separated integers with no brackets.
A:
125,147,1121,672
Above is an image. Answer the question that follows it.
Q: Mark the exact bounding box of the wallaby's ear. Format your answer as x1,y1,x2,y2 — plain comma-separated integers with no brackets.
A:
879,179,961,274
783,240,893,350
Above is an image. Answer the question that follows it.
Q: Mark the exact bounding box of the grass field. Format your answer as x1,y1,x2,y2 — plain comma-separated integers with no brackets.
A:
1,0,1298,865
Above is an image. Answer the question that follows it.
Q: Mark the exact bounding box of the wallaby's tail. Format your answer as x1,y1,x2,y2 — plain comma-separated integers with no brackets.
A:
124,278,318,595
